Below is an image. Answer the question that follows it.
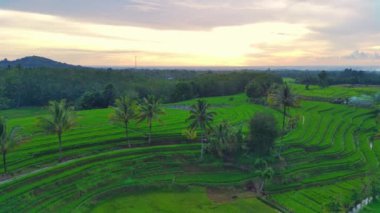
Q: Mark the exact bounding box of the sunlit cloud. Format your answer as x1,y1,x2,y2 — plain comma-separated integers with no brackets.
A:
0,0,379,66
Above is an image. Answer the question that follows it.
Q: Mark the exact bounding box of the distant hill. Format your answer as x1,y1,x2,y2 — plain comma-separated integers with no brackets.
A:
0,56,82,69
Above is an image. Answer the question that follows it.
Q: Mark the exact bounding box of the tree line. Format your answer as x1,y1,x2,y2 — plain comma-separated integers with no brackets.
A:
276,69,380,87
0,67,282,109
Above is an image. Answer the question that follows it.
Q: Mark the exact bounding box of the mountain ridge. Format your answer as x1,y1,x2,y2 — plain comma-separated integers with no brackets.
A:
0,56,82,69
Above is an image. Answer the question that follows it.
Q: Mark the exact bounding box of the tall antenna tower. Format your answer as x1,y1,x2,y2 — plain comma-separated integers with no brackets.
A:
134,56,137,69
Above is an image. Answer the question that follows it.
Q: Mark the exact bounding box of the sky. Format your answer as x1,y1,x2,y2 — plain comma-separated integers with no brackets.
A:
0,0,379,67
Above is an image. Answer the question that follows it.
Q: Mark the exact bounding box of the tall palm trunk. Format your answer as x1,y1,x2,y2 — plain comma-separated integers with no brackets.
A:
2,151,6,173
16,92,21,108
148,121,152,144
280,105,287,158
58,132,62,162
282,105,287,132
125,121,130,148
200,129,205,160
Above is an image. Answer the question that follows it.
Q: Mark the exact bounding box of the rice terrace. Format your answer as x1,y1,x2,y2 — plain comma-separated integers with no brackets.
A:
1,1,380,213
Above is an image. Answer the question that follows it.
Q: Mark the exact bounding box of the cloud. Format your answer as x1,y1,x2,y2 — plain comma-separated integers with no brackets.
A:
0,1,379,66
344,50,380,60
0,0,375,31
0,9,313,66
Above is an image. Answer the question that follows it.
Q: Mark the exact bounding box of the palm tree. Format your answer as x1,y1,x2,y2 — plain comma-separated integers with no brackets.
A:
277,83,297,132
253,159,274,195
256,166,274,195
110,96,138,147
182,128,197,142
208,122,227,158
209,121,243,161
187,99,216,160
38,100,75,162
0,117,20,173
138,96,165,144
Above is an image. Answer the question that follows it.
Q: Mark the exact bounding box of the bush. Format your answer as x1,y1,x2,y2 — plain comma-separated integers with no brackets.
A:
0,96,10,109
78,91,105,109
171,82,195,102
102,84,117,107
374,93,380,104
245,74,282,100
248,112,278,156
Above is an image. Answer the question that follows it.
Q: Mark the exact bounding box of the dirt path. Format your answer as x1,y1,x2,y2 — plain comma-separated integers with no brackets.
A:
206,187,256,203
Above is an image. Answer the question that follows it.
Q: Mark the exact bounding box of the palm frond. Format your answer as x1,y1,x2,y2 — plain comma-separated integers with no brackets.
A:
38,100,75,134
110,96,137,127
0,116,22,152
187,99,216,131
137,95,165,124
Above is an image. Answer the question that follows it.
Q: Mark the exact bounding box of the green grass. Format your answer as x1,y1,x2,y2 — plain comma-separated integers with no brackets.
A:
1,94,279,176
92,187,276,213
0,83,379,212
285,78,380,99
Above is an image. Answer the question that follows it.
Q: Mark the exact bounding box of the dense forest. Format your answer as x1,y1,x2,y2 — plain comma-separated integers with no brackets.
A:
276,69,380,86
1,66,379,110
0,67,273,109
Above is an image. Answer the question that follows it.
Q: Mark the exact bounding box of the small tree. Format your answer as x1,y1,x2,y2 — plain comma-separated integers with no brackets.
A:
318,71,329,88
0,83,10,110
303,73,313,90
171,82,194,102
253,159,274,195
187,99,216,160
38,100,75,162
323,195,345,213
248,112,278,156
276,83,298,132
138,95,165,144
79,90,104,109
376,113,380,140
245,74,282,100
182,128,197,142
0,117,20,173
103,84,117,107
110,96,138,148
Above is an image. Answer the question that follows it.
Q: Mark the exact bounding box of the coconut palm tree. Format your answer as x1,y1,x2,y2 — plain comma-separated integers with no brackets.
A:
187,99,216,160
277,83,297,132
256,166,274,195
253,159,274,195
110,96,138,147
0,117,20,173
38,100,75,162
209,121,230,158
138,96,165,144
209,121,242,160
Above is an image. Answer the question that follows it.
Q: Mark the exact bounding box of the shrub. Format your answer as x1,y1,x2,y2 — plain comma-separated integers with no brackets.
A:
248,112,278,156
348,95,374,108
245,74,282,100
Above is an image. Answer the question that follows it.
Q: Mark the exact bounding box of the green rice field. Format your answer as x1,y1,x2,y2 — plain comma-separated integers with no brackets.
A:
0,83,379,212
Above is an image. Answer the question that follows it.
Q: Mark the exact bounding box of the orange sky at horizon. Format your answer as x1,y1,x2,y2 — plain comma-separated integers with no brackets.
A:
0,0,379,67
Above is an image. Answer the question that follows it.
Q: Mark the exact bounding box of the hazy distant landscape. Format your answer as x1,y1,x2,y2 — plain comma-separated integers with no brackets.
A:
2,56,380,72
1,1,380,213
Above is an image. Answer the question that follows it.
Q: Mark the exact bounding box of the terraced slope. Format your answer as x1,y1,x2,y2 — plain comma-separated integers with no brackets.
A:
286,78,380,99
0,92,379,212
270,101,379,212
2,94,277,176
0,94,279,212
